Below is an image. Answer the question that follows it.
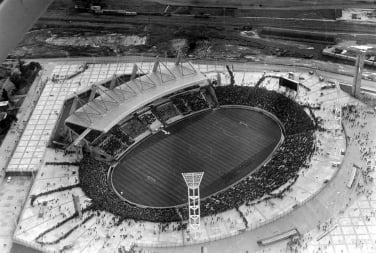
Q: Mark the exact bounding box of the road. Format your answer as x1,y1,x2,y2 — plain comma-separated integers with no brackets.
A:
37,12,376,35
32,55,376,89
149,0,376,10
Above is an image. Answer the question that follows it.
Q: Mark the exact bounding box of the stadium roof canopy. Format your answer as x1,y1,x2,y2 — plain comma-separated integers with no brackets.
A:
65,60,209,132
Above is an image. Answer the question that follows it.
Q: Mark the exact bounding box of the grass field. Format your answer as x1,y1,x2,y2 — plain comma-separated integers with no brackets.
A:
111,107,282,207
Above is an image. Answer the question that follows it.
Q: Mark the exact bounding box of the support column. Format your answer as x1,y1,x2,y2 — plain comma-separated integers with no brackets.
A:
207,85,219,108
216,72,222,86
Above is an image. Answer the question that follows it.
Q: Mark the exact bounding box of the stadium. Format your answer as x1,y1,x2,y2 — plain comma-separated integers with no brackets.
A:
11,57,359,252
42,57,315,225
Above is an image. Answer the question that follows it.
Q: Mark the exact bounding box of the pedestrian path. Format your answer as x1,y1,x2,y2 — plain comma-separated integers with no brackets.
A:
0,177,31,253
0,68,47,178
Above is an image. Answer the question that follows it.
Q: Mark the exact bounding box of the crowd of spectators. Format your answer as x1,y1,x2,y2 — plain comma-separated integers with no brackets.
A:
155,102,180,123
193,131,315,218
79,156,181,223
99,135,126,156
109,127,134,146
171,91,209,114
171,96,191,115
51,63,88,82
119,118,148,139
97,127,135,156
139,112,156,125
215,86,315,135
45,161,79,166
79,86,317,223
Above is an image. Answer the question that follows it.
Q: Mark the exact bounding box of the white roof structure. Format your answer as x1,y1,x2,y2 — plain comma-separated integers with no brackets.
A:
65,60,209,132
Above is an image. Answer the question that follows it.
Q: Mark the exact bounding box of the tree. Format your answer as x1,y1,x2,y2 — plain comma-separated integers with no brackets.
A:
2,89,9,101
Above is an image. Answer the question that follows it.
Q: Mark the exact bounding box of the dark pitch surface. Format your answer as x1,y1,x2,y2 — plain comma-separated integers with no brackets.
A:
111,107,282,207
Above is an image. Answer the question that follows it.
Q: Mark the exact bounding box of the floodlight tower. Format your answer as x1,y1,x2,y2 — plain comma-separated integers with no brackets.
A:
182,172,204,238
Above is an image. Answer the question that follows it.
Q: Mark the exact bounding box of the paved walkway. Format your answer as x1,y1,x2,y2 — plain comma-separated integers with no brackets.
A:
0,68,48,177
0,177,31,253
0,65,52,253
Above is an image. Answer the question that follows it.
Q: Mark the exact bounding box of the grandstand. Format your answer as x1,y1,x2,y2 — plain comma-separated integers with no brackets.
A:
55,57,218,161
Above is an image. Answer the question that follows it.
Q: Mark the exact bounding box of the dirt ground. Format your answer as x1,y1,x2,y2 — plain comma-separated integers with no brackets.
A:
7,0,372,68
11,23,329,63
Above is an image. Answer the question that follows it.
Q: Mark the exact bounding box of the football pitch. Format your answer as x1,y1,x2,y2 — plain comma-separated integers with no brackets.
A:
111,107,282,207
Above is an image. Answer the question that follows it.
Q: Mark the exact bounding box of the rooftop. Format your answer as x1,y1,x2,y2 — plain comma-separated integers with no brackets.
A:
65,60,209,132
